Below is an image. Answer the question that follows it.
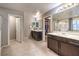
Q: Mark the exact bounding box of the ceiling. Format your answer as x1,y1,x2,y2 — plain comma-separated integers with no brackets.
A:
0,3,62,15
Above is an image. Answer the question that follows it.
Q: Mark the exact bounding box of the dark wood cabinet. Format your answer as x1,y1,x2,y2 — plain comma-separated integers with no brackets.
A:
31,31,42,41
47,34,79,56
60,42,79,56
47,38,59,54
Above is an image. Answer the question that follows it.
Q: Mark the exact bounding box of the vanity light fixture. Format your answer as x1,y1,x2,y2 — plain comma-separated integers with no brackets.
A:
33,11,41,21
56,3,79,13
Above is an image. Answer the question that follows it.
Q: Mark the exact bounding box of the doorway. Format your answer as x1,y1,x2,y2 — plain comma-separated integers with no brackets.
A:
45,17,50,41
42,16,52,42
8,14,22,46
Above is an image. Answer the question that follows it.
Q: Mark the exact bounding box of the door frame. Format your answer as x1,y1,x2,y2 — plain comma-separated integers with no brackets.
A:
8,14,23,46
42,15,53,41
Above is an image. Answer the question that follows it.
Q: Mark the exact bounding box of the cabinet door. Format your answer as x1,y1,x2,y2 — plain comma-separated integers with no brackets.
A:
60,42,79,56
47,38,59,53
47,38,52,49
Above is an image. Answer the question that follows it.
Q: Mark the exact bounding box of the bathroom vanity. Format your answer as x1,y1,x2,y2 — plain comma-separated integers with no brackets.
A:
31,30,42,41
47,32,79,56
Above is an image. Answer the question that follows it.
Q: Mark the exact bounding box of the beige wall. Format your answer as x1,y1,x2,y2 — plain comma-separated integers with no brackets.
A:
9,16,16,40
0,7,24,47
24,12,43,39
24,12,32,38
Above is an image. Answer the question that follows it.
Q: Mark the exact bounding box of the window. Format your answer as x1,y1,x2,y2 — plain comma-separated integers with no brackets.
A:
72,18,79,31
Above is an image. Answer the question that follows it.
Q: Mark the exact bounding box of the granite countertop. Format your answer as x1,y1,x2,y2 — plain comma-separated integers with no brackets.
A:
48,32,79,41
48,32,79,46
31,30,42,32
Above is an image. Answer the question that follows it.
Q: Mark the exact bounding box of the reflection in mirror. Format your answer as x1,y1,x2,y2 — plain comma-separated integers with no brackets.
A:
71,17,79,31
53,18,69,32
36,22,39,27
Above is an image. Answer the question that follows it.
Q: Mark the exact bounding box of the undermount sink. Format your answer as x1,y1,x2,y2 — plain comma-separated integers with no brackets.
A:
62,32,66,34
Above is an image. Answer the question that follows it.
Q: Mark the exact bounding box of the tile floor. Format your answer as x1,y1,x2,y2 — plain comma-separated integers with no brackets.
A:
1,37,58,56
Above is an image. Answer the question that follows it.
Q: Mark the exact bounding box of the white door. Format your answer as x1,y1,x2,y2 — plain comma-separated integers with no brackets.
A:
16,17,21,42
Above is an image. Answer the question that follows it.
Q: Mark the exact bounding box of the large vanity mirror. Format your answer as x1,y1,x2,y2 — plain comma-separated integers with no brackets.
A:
31,19,42,30
53,16,79,33
53,18,69,32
